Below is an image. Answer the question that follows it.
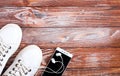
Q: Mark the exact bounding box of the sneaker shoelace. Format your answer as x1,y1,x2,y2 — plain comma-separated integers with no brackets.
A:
0,38,11,66
7,59,31,76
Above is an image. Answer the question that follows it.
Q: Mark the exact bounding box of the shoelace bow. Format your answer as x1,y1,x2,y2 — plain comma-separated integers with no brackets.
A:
8,59,31,76
0,38,11,66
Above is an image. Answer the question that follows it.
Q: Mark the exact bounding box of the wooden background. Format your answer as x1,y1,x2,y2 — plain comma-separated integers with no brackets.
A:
1,0,120,76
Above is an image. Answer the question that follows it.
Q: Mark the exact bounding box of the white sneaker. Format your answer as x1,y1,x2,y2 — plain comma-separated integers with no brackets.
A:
3,45,42,76
0,24,22,75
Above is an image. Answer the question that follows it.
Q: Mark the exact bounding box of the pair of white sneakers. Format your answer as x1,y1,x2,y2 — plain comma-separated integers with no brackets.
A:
0,24,42,76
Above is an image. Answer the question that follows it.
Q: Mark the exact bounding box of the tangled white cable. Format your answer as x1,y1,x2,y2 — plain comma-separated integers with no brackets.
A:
45,53,65,74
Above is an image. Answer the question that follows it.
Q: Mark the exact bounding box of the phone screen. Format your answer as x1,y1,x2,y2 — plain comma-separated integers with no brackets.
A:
42,48,73,76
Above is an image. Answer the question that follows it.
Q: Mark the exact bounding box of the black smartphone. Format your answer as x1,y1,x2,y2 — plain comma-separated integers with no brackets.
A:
41,47,73,76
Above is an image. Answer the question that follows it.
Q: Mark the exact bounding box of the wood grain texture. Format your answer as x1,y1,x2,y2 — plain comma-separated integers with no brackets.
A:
21,27,120,48
36,68,120,76
27,0,120,7
0,7,120,27
0,0,120,7
4,46,120,76
1,0,120,76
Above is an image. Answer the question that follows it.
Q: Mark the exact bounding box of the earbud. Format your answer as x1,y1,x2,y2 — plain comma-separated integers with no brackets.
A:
56,53,61,57
46,53,65,74
51,58,56,64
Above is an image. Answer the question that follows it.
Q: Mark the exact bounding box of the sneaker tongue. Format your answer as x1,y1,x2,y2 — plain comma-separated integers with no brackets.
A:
0,26,20,46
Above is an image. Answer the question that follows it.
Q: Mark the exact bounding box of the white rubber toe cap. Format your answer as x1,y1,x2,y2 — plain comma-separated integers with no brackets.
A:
0,23,22,52
18,45,43,68
0,23,22,44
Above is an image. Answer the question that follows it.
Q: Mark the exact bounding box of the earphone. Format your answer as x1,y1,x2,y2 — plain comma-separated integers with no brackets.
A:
51,58,56,64
51,53,62,64
56,53,61,57
45,53,65,74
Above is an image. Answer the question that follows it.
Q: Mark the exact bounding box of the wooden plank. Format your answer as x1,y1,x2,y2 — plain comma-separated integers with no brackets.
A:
27,0,120,7
35,68,120,76
0,0,120,7
4,46,120,76
0,0,27,6
5,46,120,68
21,27,120,48
3,67,120,76
0,7,120,27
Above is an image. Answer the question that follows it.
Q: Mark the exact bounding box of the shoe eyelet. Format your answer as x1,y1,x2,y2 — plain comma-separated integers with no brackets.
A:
29,69,31,72
9,46,11,49
18,59,21,62
5,50,8,53
0,58,3,61
25,72,28,75
9,71,11,74
12,68,15,71
3,54,6,57
15,64,18,67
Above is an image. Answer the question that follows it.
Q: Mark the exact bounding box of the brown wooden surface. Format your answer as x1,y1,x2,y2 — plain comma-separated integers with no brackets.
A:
5,47,120,76
0,7,120,27
1,0,120,76
0,0,120,7
21,27,120,48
